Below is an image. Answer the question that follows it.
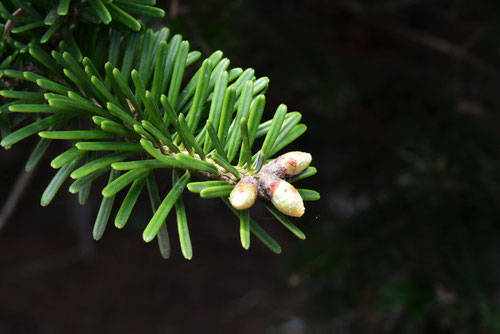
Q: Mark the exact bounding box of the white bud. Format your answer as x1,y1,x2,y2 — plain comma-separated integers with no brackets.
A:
277,151,312,177
229,181,257,210
270,179,305,217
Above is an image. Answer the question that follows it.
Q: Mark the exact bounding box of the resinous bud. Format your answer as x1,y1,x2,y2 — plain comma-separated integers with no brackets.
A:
277,151,312,177
229,181,257,210
270,179,305,217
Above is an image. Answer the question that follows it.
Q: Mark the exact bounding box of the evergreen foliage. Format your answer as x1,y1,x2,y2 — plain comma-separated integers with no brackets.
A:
0,0,318,258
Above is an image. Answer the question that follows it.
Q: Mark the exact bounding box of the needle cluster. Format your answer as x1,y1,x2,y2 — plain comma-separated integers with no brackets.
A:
0,0,319,258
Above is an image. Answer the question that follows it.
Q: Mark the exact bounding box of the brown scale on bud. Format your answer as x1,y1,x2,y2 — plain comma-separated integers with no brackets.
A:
276,151,312,177
261,151,312,179
229,151,312,217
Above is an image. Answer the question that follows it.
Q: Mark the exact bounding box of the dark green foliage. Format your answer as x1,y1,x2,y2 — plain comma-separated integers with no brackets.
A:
0,0,318,258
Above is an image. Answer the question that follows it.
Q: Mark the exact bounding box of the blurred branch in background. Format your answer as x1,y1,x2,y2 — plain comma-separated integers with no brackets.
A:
335,0,500,81
380,25,500,81
1,174,94,280
335,0,430,14
0,168,36,231
169,0,179,19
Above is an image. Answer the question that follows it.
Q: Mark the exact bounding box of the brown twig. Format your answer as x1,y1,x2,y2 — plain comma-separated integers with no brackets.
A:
2,8,23,41
160,145,243,183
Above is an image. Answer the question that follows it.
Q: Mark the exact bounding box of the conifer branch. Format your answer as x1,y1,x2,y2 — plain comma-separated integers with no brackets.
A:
0,0,319,258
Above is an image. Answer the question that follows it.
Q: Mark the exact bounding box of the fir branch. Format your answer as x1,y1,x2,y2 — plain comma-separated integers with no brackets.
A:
0,0,319,258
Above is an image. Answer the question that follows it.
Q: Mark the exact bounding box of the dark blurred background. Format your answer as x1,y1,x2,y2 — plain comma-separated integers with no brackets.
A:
3,0,500,333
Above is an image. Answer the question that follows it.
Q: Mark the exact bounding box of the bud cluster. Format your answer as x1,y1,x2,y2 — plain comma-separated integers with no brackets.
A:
229,151,312,217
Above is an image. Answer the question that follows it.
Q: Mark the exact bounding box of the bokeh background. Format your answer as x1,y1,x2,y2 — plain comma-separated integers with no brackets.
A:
3,0,500,333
